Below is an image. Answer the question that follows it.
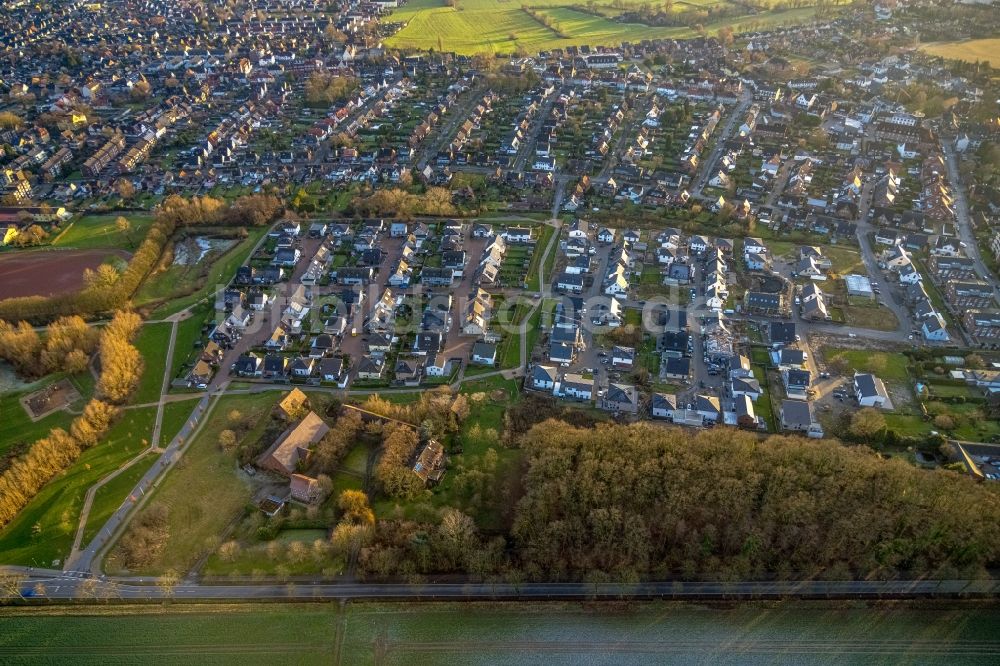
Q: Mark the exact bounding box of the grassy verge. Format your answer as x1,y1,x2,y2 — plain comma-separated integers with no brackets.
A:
169,302,215,383
524,225,555,292
132,322,173,404
82,452,160,544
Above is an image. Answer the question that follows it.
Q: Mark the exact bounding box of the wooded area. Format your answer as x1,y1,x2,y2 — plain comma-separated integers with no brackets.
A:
359,419,1000,583
511,421,1000,582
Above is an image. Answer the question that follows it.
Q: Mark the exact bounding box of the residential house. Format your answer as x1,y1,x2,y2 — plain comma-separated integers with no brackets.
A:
780,400,824,438
730,376,762,401
471,341,497,366
695,394,722,424
651,393,678,420
555,373,594,401
531,365,558,391
600,383,639,414
854,373,890,408
611,346,635,369
356,355,386,380
413,440,447,485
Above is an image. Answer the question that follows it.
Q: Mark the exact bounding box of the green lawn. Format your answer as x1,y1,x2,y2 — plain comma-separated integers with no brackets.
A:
52,213,155,250
340,444,369,476
81,452,160,544
0,379,80,461
132,322,173,404
105,393,278,575
822,348,911,383
0,407,157,567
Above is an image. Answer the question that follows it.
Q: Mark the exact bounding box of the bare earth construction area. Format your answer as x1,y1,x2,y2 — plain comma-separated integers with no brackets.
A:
0,249,128,299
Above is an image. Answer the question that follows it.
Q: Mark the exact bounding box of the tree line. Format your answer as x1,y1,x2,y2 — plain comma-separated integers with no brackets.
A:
350,186,459,218
0,310,145,530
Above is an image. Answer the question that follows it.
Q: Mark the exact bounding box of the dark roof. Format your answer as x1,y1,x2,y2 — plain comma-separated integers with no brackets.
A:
770,322,796,343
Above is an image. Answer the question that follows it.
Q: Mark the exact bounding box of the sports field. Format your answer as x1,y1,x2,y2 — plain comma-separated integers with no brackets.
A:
920,38,1000,67
387,0,822,55
2,602,999,664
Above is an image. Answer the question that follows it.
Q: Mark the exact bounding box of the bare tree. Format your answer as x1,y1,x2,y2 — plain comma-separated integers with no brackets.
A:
0,573,26,600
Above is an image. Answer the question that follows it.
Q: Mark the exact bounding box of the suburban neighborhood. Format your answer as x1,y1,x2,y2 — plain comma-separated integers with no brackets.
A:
1,2,1000,654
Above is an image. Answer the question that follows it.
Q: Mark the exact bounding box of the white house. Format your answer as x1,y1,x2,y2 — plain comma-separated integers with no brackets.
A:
651,393,677,420
530,364,557,391
922,313,950,342
854,373,890,408
555,373,593,401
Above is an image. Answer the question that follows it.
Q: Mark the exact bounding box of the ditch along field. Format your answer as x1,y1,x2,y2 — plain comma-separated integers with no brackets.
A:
919,38,1000,67
386,0,823,55
1,602,999,664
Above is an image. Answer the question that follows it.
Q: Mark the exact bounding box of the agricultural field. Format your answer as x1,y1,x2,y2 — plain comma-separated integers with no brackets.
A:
2,602,998,664
0,249,128,299
920,38,1000,67
387,0,822,55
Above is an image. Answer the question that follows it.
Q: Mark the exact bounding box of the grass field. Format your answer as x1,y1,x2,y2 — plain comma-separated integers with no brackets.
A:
132,322,173,404
169,302,214,383
0,378,81,461
81,452,159,544
920,38,1000,67
105,393,278,575
161,397,204,445
822,348,911,383
0,407,156,567
388,0,821,55
52,213,155,250
2,601,998,664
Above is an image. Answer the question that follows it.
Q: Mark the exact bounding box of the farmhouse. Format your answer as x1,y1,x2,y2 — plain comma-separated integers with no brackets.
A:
257,411,330,476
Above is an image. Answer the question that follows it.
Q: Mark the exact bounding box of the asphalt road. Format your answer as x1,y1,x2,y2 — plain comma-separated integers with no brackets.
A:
7,568,999,602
